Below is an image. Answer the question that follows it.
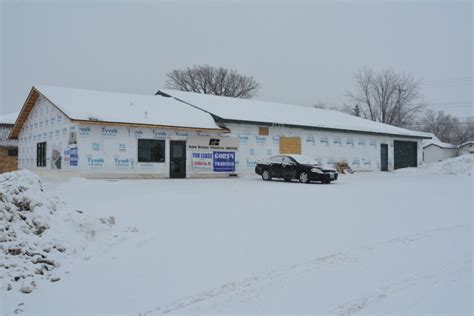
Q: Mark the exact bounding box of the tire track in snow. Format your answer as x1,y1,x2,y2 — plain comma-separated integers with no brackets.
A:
334,273,434,316
140,224,469,315
141,252,355,315
334,258,472,316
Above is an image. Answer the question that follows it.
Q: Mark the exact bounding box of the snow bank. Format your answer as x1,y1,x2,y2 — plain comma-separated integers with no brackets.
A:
0,170,119,295
395,154,473,176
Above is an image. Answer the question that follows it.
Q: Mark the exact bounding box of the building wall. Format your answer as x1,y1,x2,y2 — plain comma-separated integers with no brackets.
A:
225,123,423,173
16,95,424,177
75,124,235,178
17,96,75,175
17,95,240,178
458,143,473,155
423,145,457,163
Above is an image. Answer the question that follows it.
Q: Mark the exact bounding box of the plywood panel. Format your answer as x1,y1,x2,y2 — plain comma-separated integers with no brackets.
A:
279,136,301,154
259,127,269,136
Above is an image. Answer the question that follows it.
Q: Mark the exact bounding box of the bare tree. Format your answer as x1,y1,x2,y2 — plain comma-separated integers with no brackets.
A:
309,101,344,111
346,67,424,127
165,65,260,99
310,101,328,109
417,110,473,145
341,104,362,117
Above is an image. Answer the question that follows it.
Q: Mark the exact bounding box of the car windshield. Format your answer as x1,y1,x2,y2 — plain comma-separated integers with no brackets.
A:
290,155,320,165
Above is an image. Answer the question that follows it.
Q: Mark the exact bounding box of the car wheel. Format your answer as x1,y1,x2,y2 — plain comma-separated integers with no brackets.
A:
299,172,309,183
262,169,272,181
323,180,331,184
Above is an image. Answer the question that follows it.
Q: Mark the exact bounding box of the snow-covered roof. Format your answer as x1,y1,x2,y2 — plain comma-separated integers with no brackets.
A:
36,86,222,129
158,89,428,138
459,141,474,147
422,133,457,149
10,86,225,138
0,112,19,125
0,123,18,147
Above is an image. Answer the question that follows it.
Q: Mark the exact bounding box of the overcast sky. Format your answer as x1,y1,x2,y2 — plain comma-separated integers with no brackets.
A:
1,0,472,119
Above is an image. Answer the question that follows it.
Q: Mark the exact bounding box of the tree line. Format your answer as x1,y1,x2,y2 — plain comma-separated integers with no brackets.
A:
338,67,472,145
165,65,472,145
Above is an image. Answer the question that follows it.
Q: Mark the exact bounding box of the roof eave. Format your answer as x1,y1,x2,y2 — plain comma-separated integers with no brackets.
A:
9,87,40,139
72,119,228,133
423,143,457,149
218,118,429,139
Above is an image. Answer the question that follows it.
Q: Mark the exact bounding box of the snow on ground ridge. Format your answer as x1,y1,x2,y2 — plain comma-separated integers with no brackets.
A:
395,154,473,176
0,170,123,297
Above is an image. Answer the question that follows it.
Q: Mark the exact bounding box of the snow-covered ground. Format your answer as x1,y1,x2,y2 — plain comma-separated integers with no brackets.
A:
1,158,472,315
394,154,473,176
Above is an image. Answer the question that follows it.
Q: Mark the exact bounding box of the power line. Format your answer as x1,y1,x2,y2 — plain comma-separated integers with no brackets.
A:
423,82,474,89
425,101,473,105
405,122,473,126
423,79,474,86
424,104,474,108
422,76,474,85
421,76,474,89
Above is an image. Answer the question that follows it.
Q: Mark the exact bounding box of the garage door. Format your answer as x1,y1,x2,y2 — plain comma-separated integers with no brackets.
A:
394,140,417,169
279,136,301,154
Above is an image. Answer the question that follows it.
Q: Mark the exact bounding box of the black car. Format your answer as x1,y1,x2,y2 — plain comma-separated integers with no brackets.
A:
255,155,338,184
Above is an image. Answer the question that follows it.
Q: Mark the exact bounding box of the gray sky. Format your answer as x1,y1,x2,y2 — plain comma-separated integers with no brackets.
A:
1,0,472,119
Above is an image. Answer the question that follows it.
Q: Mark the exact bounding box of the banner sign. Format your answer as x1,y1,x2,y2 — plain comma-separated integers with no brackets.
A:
187,137,238,173
192,152,213,170
69,146,78,166
213,151,235,172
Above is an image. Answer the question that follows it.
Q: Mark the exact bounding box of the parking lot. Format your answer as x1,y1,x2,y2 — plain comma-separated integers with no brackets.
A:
3,171,472,315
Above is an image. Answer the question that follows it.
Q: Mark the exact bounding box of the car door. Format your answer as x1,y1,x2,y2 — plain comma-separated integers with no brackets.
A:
269,156,284,178
282,156,298,179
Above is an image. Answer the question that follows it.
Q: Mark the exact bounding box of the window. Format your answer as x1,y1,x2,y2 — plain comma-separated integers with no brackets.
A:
8,148,18,157
37,142,47,167
138,139,165,163
282,157,295,164
259,127,269,136
268,156,284,163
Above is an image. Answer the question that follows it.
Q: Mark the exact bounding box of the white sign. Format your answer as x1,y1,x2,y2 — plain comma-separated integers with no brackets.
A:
187,136,239,151
191,152,213,170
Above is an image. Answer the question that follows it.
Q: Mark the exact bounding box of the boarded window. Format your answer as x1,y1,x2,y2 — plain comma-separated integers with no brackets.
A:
279,136,301,154
259,127,269,136
138,139,165,163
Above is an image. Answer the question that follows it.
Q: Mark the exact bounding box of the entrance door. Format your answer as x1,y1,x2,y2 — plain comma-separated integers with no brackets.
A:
380,144,388,171
170,141,186,178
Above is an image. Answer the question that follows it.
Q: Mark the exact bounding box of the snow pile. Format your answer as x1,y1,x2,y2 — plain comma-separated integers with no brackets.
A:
395,154,473,176
0,170,118,294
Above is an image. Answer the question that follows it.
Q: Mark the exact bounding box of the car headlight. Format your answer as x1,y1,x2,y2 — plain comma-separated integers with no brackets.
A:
311,168,323,174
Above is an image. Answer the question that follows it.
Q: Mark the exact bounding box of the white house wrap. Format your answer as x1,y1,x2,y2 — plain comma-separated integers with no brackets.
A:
11,86,235,178
10,86,430,178
157,90,429,173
